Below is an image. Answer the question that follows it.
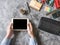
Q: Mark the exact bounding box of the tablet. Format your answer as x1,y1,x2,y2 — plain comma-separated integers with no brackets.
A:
13,18,29,31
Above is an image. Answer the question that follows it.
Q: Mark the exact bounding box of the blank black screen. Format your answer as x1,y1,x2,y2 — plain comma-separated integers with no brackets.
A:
13,19,27,29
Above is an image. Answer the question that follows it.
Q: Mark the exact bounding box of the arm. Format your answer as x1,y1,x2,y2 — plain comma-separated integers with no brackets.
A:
0,37,12,45
29,38,38,45
27,22,38,45
0,23,14,45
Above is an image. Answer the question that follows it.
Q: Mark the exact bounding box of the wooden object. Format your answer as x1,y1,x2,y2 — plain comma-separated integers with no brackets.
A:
29,0,43,11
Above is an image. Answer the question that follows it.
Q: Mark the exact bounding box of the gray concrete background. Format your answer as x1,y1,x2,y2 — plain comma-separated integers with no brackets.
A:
0,0,60,45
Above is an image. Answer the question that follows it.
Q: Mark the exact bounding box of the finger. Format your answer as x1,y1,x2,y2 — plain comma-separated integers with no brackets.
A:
10,19,13,29
29,22,32,31
10,23,13,29
9,22,13,30
9,19,13,26
28,22,32,30
27,23,30,30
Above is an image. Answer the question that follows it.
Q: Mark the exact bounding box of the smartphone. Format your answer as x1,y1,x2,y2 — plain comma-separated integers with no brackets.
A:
13,18,29,31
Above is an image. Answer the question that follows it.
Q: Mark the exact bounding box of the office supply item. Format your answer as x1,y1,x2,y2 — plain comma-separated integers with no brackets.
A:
41,0,46,4
29,0,43,11
49,0,54,7
46,9,60,15
20,8,28,15
54,0,60,9
26,2,31,13
46,0,50,4
44,6,51,12
52,11,60,18
38,17,60,36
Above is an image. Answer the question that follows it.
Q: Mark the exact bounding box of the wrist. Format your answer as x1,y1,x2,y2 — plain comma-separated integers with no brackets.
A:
6,33,14,39
5,34,11,39
6,32,14,39
30,34,35,38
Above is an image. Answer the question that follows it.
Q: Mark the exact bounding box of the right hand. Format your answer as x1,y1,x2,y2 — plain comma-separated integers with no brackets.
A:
27,22,35,38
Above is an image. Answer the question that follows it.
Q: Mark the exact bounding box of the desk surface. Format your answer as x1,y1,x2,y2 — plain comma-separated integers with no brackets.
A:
0,0,60,45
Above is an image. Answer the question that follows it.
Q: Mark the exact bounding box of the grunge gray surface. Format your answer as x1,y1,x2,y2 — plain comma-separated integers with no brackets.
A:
0,0,60,45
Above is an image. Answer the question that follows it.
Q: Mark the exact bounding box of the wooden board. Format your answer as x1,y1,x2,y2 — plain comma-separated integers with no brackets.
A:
29,0,43,11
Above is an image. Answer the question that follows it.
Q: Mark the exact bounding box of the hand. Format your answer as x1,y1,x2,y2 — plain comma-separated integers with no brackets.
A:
27,22,35,38
6,22,14,38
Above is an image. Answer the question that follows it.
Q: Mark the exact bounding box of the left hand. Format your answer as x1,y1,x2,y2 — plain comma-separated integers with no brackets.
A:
6,22,14,38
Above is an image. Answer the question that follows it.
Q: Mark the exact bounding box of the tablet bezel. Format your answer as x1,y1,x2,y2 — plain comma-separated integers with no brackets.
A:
13,18,29,31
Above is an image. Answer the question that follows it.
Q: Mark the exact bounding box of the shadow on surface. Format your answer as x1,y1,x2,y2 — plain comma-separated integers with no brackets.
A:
31,21,44,45
10,31,20,45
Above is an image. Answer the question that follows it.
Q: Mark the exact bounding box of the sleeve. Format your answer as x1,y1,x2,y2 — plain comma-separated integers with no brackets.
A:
29,38,38,45
0,37,12,45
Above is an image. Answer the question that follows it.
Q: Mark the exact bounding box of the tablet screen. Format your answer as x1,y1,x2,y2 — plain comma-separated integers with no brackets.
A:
13,19,27,29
